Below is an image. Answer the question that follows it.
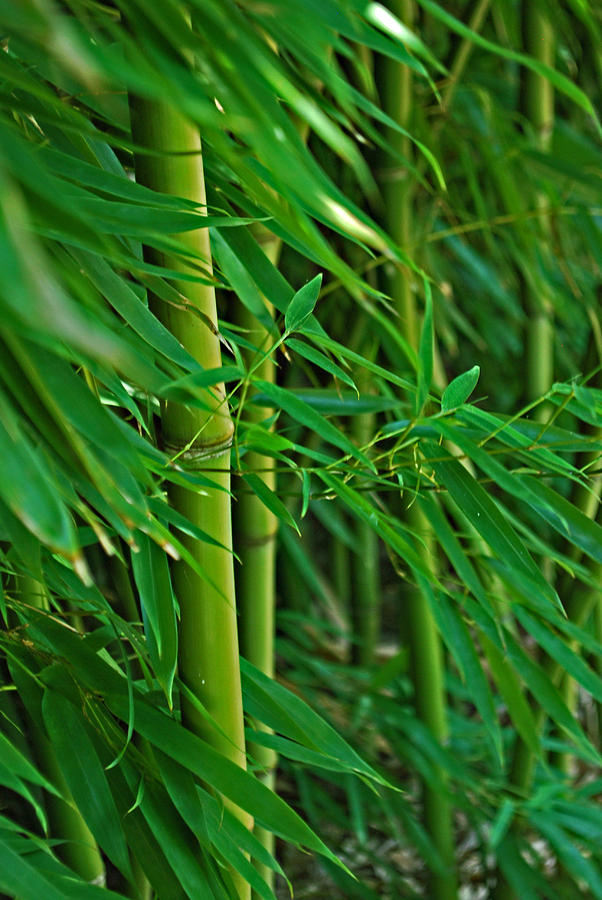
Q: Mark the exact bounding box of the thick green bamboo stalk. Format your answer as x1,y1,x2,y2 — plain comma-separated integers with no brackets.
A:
129,95,251,898
379,0,418,350
378,4,456,896
17,574,105,885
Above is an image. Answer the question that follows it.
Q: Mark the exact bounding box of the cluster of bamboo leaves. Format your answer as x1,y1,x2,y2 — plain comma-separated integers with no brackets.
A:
0,0,601,898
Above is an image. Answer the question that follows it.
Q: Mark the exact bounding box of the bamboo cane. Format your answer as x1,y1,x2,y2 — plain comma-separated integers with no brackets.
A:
129,92,251,899
377,3,456,896
521,2,555,417
233,227,280,897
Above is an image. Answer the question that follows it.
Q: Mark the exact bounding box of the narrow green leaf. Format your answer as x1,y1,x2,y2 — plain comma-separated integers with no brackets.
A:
285,274,322,334
423,441,557,608
0,834,70,900
104,693,349,871
243,473,299,534
0,731,60,798
42,690,132,878
241,657,392,788
489,799,515,850
319,471,433,579
156,751,279,900
253,380,374,470
531,815,602,899
503,632,600,763
0,762,47,832
416,0,600,124
441,365,480,411
515,606,602,704
135,781,216,900
521,476,602,566
161,365,243,404
427,588,502,765
479,633,540,756
286,338,357,390
131,535,178,704
0,395,77,557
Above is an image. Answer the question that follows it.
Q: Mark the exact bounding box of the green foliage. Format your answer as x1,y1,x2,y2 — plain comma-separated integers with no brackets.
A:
0,0,601,898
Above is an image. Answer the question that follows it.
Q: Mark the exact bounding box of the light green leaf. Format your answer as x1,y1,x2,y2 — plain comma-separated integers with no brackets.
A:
426,586,502,765
104,693,350,872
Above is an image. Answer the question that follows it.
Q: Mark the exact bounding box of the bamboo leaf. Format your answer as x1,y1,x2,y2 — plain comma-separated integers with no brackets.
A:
156,750,280,900
0,834,73,900
530,815,602,899
131,535,178,704
286,338,357,390
427,587,503,765
240,657,392,788
441,365,480,411
252,380,375,470
104,692,351,872
42,690,132,878
416,0,600,124
422,441,558,608
515,606,602,704
285,274,322,334
0,394,78,558
242,473,299,534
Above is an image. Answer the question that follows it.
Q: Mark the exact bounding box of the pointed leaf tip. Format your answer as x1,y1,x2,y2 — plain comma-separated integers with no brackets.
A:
285,274,322,334
441,365,480,411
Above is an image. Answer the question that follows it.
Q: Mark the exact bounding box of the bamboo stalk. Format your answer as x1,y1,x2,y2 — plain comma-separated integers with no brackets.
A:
441,0,493,112
234,228,280,897
129,93,251,899
521,2,555,418
377,3,456,896
350,364,381,669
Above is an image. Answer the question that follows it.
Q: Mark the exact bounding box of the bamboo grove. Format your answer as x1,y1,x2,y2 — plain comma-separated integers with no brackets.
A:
0,1,601,898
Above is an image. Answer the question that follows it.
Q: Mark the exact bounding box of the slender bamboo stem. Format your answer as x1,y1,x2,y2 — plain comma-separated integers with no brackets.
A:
129,93,251,899
442,0,493,112
378,4,456,895
350,367,381,668
234,227,280,897
493,18,559,891
521,2,555,418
